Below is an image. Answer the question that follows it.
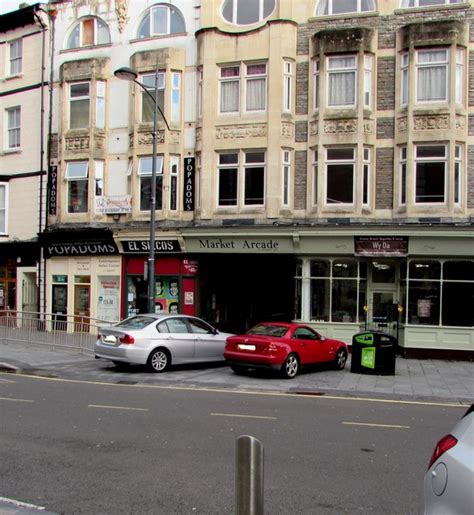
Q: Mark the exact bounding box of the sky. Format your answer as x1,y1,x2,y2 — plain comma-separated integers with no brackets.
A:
0,0,33,15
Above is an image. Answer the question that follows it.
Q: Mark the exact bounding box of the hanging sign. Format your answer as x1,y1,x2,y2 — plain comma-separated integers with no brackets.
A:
47,165,58,215
183,157,195,212
354,237,409,256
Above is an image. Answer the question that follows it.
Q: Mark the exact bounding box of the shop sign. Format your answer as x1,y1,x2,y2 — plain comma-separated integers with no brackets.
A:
183,259,199,273
354,236,408,256
186,237,293,253
45,240,118,258
183,157,195,212
95,195,132,214
47,165,58,215
52,275,67,283
122,240,181,253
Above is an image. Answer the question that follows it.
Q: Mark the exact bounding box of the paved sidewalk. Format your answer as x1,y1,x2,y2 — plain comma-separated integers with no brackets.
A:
0,340,472,403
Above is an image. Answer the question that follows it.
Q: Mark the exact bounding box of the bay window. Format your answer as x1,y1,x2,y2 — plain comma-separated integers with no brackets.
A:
282,150,291,207
69,82,90,129
362,147,370,206
171,72,181,123
325,148,355,205
363,55,373,108
141,73,165,123
312,150,318,206
455,48,464,104
327,55,357,107
94,161,104,197
169,155,179,211
0,183,7,234
283,60,293,112
219,66,240,114
416,49,448,102
414,144,446,204
454,145,462,205
65,161,89,213
313,59,320,110
246,63,266,112
401,53,409,105
138,156,164,211
400,147,407,205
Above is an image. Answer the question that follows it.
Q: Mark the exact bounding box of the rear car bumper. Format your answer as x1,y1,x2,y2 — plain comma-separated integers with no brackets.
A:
224,350,282,371
94,341,148,364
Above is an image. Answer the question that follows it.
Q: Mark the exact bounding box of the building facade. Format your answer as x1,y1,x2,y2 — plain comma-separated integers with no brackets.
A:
40,0,473,358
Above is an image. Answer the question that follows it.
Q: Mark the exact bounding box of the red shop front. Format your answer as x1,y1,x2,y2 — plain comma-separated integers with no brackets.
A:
123,256,199,318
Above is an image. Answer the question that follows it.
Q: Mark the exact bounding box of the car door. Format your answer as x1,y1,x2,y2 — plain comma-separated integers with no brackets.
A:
156,318,195,363
291,326,322,364
187,317,224,361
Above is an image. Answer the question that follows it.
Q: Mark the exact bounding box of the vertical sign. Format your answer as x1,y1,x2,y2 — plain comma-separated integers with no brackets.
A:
183,157,195,211
47,165,58,215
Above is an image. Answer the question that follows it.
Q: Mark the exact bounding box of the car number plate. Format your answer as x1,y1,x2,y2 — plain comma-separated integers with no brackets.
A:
238,344,256,351
102,335,117,345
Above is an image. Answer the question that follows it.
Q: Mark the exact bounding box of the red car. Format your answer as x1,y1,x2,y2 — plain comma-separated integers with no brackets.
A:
224,322,348,379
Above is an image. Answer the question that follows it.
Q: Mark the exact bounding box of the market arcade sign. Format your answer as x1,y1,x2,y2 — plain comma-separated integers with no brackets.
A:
354,236,409,256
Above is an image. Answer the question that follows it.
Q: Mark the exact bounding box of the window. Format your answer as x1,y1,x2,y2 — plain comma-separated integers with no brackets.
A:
94,161,104,197
219,66,240,114
6,107,21,149
9,39,22,75
217,151,265,208
313,59,320,110
169,155,179,211
401,0,462,7
414,145,446,204
317,0,376,15
282,150,290,207
138,155,164,211
96,81,105,129
327,56,357,107
416,49,448,103
283,61,292,112
0,183,7,234
138,5,185,38
362,147,370,206
65,162,89,213
442,261,474,327
69,82,90,129
141,73,165,123
455,48,464,104
364,55,373,108
454,145,462,205
222,0,275,25
197,68,203,118
66,17,110,49
245,63,266,112
171,72,181,123
400,147,407,205
401,53,409,105
325,148,355,205
312,150,318,206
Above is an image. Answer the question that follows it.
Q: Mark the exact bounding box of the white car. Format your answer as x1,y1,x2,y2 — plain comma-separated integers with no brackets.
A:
423,404,474,514
95,314,233,373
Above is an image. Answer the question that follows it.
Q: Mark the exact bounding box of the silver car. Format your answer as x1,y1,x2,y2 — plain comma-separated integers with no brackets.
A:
95,314,233,373
423,404,474,514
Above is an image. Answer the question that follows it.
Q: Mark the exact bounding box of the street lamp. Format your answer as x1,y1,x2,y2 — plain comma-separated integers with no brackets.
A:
114,66,170,314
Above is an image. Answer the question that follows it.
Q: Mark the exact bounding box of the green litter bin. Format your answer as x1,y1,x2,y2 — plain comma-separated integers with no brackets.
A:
350,330,397,375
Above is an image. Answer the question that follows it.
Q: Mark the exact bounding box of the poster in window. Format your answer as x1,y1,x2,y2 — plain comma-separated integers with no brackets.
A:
97,276,120,322
417,299,431,318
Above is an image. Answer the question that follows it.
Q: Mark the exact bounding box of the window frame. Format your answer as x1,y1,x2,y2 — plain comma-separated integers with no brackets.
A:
455,47,464,105
363,54,373,108
401,0,462,7
140,72,165,124
138,5,186,38
9,39,22,75
138,155,164,212
400,147,407,206
69,82,91,130
313,59,320,110
454,144,462,206
326,55,357,108
0,183,8,235
221,0,276,25
6,106,21,149
415,48,449,104
282,150,291,208
219,65,240,115
65,161,89,214
283,60,293,113
400,52,409,106
316,0,376,16
414,144,447,205
244,62,267,113
312,150,319,206
362,147,371,206
324,147,356,206
66,17,110,49
169,155,179,212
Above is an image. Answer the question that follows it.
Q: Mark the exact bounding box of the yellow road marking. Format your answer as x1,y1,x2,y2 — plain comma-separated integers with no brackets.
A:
211,412,277,420
88,404,148,412
343,421,410,429
0,396,34,403
0,372,469,409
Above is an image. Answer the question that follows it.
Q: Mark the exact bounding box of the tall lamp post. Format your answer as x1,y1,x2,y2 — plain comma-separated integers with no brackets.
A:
114,66,170,314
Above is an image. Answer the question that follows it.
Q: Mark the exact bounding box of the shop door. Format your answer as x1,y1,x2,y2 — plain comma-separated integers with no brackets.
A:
74,284,90,332
369,291,397,334
52,285,68,330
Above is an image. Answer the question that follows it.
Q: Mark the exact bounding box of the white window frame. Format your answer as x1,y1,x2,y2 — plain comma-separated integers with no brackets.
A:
96,81,105,129
6,106,21,149
94,160,104,197
401,0,462,7
169,155,179,211
138,5,185,37
400,147,407,206
245,62,267,113
414,144,447,205
217,152,239,207
67,18,110,49
317,0,376,15
9,39,22,75
362,147,371,206
454,144,462,205
401,52,409,106
282,150,291,207
327,55,357,108
283,60,293,112
65,161,89,214
415,48,448,103
221,0,275,25
138,155,164,212
219,65,240,114
171,72,181,123
324,147,356,206
312,150,319,206
197,67,203,118
141,72,165,124
313,59,320,110
243,151,266,206
364,55,373,108
0,183,8,235
69,82,90,130
455,47,464,105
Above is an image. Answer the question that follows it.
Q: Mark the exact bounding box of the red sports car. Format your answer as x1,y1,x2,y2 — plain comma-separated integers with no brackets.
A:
224,322,348,379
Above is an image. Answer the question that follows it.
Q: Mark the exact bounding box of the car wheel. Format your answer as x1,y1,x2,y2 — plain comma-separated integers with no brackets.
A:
147,348,170,373
334,348,347,370
281,353,299,379
230,364,247,375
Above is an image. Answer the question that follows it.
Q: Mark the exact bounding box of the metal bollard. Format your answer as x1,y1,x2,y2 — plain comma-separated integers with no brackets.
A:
236,435,264,515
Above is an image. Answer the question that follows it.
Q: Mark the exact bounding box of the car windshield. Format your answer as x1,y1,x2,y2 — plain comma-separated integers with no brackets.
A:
115,316,156,329
247,324,288,337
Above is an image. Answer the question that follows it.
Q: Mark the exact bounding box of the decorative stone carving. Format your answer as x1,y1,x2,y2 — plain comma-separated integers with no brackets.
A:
115,0,128,33
137,130,165,145
414,115,449,131
169,131,180,145
196,128,202,142
363,120,374,134
455,116,465,130
65,136,89,151
281,122,294,138
216,124,267,139
323,119,357,134
93,133,105,149
398,117,408,132
309,121,318,136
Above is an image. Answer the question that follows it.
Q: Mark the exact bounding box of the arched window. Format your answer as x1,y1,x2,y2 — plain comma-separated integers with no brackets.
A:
401,0,462,6
316,0,375,16
221,0,276,25
138,4,185,38
66,17,110,49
